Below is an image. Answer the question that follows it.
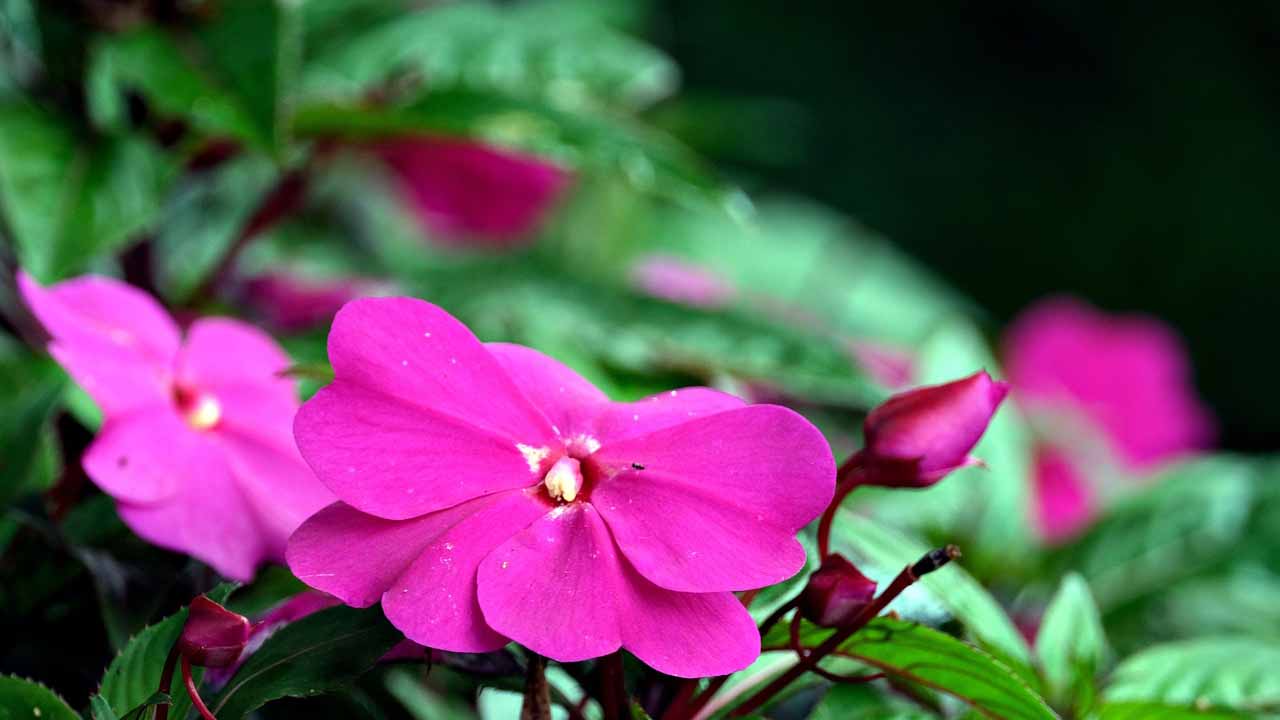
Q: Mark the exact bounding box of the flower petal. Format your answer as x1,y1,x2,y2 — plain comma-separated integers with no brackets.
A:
114,437,266,581
591,387,745,445
590,405,833,592
477,503,760,676
176,319,298,441
616,565,760,678
325,298,555,445
294,383,541,519
287,501,479,607
216,430,335,558
82,407,188,504
477,504,624,662
485,343,608,438
17,271,176,414
382,489,551,653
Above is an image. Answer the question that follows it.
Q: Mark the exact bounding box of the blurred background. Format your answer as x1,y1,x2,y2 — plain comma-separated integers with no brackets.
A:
651,0,1280,452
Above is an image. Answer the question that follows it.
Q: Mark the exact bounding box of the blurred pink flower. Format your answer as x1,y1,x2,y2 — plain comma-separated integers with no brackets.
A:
847,341,916,390
629,254,737,308
856,371,1009,488
240,272,389,332
375,137,571,245
287,297,834,677
1004,297,1215,541
18,272,334,580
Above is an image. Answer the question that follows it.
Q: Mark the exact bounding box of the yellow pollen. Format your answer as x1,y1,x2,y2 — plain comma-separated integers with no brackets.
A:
186,395,222,430
544,457,583,503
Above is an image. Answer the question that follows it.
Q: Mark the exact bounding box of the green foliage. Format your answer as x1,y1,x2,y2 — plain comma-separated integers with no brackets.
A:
763,617,1057,720
0,102,174,281
1103,637,1280,714
0,336,63,507
1035,574,1108,711
0,675,79,720
208,605,404,720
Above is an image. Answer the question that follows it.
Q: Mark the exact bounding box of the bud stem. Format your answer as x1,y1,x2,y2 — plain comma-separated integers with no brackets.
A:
521,653,552,720
154,644,180,720
727,546,960,717
816,454,866,559
181,656,219,720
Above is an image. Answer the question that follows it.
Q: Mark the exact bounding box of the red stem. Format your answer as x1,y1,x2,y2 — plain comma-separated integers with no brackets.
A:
816,456,865,559
182,656,218,720
727,546,958,717
154,644,180,720
600,652,627,720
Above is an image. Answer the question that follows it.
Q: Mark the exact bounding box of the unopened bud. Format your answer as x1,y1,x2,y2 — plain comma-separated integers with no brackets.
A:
798,554,877,628
179,595,251,668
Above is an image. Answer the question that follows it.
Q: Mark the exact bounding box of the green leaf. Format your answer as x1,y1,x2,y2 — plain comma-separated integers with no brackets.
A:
0,336,64,507
831,511,1033,672
293,87,719,207
96,583,236,720
86,0,299,154
1035,574,1108,710
810,684,936,720
385,668,477,720
88,693,119,720
1091,702,1250,720
763,617,1057,720
0,675,79,720
300,1,676,113
1048,456,1256,612
1103,637,1280,713
208,604,404,720
0,101,175,281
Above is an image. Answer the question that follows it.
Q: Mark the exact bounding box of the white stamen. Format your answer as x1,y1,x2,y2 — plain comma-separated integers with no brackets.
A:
543,457,584,503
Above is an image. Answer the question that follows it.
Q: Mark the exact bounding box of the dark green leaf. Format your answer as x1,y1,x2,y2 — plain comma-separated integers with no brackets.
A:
0,675,79,720
1103,637,1280,713
96,583,236,720
763,617,1057,720
300,2,676,112
810,684,936,720
1035,574,1108,710
0,101,175,281
0,336,64,507
208,604,404,720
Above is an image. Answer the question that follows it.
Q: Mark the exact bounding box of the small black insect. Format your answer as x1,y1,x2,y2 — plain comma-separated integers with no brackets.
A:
631,462,645,470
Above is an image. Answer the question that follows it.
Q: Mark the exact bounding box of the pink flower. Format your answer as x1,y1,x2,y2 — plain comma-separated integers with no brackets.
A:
1004,297,1215,541
856,371,1009,487
287,297,834,677
17,272,334,580
629,255,737,308
375,137,571,246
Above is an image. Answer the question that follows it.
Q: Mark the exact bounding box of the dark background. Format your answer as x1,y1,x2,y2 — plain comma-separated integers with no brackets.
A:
653,0,1280,451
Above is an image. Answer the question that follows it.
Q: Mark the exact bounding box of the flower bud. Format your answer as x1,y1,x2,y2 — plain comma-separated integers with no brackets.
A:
179,595,251,668
798,554,878,628
859,370,1009,487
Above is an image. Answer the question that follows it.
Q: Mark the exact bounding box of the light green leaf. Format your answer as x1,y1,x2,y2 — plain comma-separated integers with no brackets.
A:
763,617,1057,720
385,668,476,720
1091,702,1250,720
208,605,404,720
0,675,79,720
1036,574,1108,709
0,101,175,281
300,1,677,113
831,511,1033,672
1104,637,1280,713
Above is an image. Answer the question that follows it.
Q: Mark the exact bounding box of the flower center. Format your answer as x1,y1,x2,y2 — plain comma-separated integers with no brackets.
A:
543,456,584,503
174,384,222,431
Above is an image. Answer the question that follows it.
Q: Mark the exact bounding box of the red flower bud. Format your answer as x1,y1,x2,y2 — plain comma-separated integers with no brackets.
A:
798,554,878,628
179,595,251,668
858,370,1009,487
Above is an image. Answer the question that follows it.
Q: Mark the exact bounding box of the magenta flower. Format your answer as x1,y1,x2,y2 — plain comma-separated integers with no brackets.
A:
287,297,834,677
629,254,737,308
240,272,390,332
375,137,571,245
1004,297,1215,541
17,272,334,580
856,371,1009,487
